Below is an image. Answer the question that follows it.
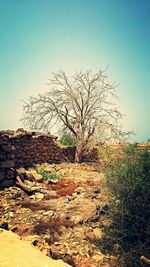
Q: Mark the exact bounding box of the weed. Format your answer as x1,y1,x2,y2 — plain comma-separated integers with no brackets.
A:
102,144,150,266
59,132,76,147
37,168,61,182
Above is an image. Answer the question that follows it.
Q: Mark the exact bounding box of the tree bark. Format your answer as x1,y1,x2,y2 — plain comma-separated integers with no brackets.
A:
75,142,83,163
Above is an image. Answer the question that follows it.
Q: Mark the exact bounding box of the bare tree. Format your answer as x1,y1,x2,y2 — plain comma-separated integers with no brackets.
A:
22,69,131,162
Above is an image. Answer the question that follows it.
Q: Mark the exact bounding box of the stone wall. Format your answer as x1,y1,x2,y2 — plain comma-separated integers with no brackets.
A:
0,133,16,188
0,129,99,188
0,129,66,188
62,147,99,162
0,129,66,167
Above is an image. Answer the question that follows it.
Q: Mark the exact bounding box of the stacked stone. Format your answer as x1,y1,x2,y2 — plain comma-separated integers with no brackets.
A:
82,147,99,162
62,147,76,162
8,130,65,167
0,133,16,188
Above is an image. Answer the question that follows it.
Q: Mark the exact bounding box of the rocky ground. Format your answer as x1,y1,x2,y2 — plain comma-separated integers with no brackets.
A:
0,163,122,267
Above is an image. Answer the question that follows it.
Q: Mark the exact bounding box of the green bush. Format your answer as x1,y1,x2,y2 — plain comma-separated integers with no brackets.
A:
105,144,150,266
37,169,61,181
98,145,112,161
59,132,76,147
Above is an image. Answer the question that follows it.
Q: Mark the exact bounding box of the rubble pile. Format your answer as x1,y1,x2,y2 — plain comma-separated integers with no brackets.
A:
0,163,121,267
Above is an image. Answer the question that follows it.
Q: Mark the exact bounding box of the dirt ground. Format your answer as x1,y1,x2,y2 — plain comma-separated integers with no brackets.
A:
0,163,121,267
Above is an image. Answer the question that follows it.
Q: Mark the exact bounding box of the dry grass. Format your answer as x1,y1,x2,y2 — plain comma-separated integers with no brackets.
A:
31,216,75,243
20,201,54,212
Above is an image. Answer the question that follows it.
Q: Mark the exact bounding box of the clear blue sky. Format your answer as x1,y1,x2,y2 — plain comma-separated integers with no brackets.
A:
0,0,150,142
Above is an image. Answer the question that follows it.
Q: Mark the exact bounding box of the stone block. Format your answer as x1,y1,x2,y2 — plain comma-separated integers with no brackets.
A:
0,160,14,168
1,144,15,153
6,169,15,179
0,152,7,161
0,136,3,145
7,153,15,160
0,178,15,188
0,170,6,181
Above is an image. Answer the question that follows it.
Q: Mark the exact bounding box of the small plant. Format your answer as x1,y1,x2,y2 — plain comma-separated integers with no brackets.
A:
59,132,76,147
37,169,61,181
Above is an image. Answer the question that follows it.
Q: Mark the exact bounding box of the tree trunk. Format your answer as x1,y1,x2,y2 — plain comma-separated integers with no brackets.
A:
75,142,83,163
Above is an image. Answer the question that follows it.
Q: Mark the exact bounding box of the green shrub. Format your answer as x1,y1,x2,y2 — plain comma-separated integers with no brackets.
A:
59,132,76,147
98,145,112,161
105,144,150,266
37,169,61,181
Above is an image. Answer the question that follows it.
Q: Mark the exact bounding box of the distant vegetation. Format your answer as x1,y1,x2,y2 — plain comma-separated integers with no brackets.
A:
59,132,76,147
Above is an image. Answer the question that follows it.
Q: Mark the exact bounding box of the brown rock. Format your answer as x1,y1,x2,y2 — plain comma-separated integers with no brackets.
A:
26,169,43,182
6,169,15,179
1,144,15,152
93,228,103,239
0,170,6,181
0,152,7,160
0,179,15,188
0,160,14,168
0,136,4,145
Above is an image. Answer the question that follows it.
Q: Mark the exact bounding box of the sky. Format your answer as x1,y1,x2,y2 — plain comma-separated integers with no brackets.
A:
0,0,150,142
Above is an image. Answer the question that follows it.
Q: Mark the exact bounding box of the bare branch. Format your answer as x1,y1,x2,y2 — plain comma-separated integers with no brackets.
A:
22,68,132,162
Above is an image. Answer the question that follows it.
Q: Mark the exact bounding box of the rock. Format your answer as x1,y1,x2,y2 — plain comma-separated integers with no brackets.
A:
93,228,103,239
8,212,14,218
6,169,15,179
0,170,5,181
0,160,14,168
99,204,109,215
26,169,43,182
35,193,45,199
0,179,15,188
0,152,7,160
29,195,36,200
44,190,58,199
0,136,3,145
1,144,15,153
42,211,54,217
0,222,9,230
17,168,26,176
0,162,115,266
74,187,85,195
93,187,101,194
92,254,104,262
71,215,83,224
85,231,95,240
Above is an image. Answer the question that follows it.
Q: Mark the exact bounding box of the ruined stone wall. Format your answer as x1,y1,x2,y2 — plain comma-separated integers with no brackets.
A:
0,129,66,187
0,129,99,188
1,129,66,167
11,131,65,167
62,147,99,162
0,133,16,188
